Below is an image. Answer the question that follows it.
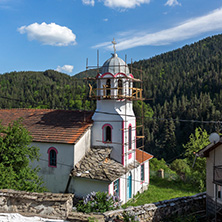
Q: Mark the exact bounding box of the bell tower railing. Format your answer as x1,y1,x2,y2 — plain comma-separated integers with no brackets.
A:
88,84,143,100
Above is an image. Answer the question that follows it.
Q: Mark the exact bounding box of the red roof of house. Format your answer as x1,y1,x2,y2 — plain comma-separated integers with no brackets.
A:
0,109,93,144
136,149,153,163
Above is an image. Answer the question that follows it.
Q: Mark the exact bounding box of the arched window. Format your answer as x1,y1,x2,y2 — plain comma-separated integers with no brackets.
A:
106,79,111,97
118,79,123,97
102,124,113,143
128,125,132,150
47,147,58,167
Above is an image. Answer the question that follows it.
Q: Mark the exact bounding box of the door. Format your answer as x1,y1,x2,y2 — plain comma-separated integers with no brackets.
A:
127,172,132,200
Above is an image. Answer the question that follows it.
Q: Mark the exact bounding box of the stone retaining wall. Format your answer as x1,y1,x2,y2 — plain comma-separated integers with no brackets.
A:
103,192,206,222
0,189,74,219
0,190,206,221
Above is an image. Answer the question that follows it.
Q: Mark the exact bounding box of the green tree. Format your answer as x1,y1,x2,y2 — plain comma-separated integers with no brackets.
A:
0,119,46,192
183,127,210,191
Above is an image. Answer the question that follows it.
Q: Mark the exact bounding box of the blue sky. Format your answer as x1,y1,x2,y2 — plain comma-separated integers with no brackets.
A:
0,0,222,75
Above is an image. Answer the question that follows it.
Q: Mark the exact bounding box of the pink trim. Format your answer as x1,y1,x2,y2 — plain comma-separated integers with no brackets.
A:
148,162,150,184
122,120,124,166
129,74,134,78
97,72,133,79
102,124,113,143
47,147,58,168
135,119,137,160
128,124,132,159
119,179,121,198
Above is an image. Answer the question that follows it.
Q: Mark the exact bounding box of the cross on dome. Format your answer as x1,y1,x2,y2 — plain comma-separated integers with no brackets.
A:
112,38,117,55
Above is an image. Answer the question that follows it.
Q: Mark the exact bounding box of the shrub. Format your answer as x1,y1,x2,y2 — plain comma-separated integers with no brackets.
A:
170,159,191,177
77,191,121,213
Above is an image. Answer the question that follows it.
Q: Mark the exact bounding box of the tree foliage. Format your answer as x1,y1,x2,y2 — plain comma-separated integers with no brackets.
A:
0,119,45,192
183,127,210,191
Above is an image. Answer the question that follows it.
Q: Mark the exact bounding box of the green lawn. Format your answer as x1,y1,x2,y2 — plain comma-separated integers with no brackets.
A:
124,177,200,207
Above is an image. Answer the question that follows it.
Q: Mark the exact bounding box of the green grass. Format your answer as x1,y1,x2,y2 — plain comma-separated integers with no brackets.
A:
124,177,200,207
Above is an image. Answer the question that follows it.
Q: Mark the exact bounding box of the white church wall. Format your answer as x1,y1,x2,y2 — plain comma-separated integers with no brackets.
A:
31,142,74,193
74,127,91,164
69,177,109,198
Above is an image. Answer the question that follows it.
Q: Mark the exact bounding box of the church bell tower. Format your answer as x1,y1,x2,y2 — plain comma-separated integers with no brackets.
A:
90,39,143,167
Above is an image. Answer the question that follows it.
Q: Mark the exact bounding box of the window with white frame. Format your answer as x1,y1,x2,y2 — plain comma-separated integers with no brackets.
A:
114,179,120,197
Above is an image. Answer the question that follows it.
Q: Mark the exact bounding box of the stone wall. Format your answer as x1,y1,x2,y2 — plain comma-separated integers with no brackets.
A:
103,193,206,222
0,190,206,222
0,189,73,219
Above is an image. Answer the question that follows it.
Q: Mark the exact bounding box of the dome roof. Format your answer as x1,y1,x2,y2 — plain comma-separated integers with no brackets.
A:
101,53,130,75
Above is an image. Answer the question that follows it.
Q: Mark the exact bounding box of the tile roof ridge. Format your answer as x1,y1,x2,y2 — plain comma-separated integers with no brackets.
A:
0,108,94,113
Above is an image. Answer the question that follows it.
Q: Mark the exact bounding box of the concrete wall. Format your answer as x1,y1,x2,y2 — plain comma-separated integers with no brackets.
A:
0,189,73,220
31,142,74,193
69,177,109,198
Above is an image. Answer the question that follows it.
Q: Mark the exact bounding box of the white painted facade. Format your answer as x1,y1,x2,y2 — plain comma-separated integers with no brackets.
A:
92,72,136,166
69,177,109,197
31,127,91,193
109,160,150,204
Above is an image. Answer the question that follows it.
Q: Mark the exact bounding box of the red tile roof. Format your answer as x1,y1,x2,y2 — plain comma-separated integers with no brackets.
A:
0,109,93,144
136,149,153,163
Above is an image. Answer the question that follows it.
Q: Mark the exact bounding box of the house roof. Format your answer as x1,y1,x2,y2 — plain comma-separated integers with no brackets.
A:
136,149,153,163
72,146,140,182
0,109,93,144
197,138,222,157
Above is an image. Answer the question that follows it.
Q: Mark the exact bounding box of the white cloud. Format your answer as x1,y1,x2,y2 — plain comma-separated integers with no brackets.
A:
18,22,76,46
165,0,181,7
103,18,108,22
94,8,222,51
82,0,95,6
56,65,74,73
101,0,150,8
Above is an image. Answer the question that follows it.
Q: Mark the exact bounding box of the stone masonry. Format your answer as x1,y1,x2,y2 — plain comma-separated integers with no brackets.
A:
0,189,73,220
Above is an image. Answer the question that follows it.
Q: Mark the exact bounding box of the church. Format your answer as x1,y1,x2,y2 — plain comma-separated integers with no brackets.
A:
0,45,153,204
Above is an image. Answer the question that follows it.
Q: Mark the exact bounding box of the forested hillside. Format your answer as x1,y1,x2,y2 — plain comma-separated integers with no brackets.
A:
132,34,222,161
1,34,222,162
0,70,93,110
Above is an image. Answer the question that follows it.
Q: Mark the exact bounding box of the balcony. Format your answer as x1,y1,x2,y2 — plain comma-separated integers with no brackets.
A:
88,84,143,100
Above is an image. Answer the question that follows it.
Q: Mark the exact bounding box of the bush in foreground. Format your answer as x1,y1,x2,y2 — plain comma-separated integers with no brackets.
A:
77,191,121,213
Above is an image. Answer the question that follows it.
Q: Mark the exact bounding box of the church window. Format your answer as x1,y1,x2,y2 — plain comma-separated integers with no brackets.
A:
102,124,112,143
106,79,111,97
118,79,123,97
47,147,58,167
129,125,132,150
